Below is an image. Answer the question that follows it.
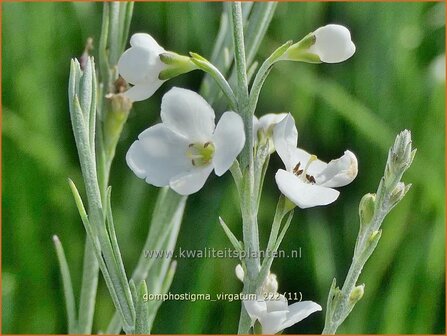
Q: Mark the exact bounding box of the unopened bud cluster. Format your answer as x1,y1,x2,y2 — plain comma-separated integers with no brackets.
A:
385,130,416,188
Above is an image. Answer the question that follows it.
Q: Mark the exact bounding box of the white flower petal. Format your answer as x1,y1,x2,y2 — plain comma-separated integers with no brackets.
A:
273,114,298,170
261,311,288,335
289,148,327,176
130,33,165,53
169,165,213,195
316,150,358,187
280,301,322,331
118,46,165,85
275,169,340,208
266,294,288,313
161,87,215,142
126,124,191,187
309,24,355,63
235,264,244,282
212,111,245,176
123,80,164,102
243,299,267,326
257,113,288,134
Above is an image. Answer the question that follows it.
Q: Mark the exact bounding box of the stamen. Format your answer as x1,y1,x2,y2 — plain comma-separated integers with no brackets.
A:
186,142,215,167
293,162,303,176
295,155,318,184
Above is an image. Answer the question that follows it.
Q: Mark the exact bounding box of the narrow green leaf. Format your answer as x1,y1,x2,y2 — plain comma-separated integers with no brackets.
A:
68,59,81,117
88,57,97,153
219,216,243,253
68,179,130,331
120,2,134,53
244,2,278,66
53,235,78,334
147,261,178,332
129,279,138,310
135,281,150,334
79,57,93,123
105,186,136,314
98,3,110,86
108,2,121,66
78,240,99,334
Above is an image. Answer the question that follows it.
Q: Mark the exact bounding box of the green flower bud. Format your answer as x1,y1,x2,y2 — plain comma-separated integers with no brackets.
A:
359,193,376,227
104,92,132,159
385,130,416,186
349,284,365,304
390,182,412,206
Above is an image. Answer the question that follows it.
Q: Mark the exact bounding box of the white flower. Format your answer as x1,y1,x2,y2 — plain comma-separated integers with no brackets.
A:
254,113,288,137
308,24,356,63
253,113,288,153
118,33,166,102
126,87,245,195
243,295,322,334
273,114,358,208
235,264,278,294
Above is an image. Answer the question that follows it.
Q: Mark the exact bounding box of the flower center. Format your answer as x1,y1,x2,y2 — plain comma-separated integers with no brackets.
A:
187,142,215,167
293,154,317,184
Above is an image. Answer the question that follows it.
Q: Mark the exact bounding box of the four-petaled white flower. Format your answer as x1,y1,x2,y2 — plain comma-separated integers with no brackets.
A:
273,114,358,208
309,24,356,63
126,87,245,195
118,33,166,102
243,295,322,334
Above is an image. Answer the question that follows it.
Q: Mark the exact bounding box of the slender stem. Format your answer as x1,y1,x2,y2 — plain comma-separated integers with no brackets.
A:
231,2,262,333
248,40,292,117
231,1,252,170
190,53,238,110
323,131,415,334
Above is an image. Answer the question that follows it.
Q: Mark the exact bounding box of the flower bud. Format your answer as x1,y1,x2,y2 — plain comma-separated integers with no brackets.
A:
388,130,416,174
235,264,244,282
263,273,279,294
281,24,356,64
390,182,412,206
349,284,365,304
104,92,132,159
369,230,381,243
359,193,376,226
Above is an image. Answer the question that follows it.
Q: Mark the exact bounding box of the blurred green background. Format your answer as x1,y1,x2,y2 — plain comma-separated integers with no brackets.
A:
2,1,445,334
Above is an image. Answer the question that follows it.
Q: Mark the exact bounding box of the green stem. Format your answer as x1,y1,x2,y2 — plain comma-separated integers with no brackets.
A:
248,40,292,117
189,52,238,110
231,1,252,170
231,2,261,334
323,132,415,334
